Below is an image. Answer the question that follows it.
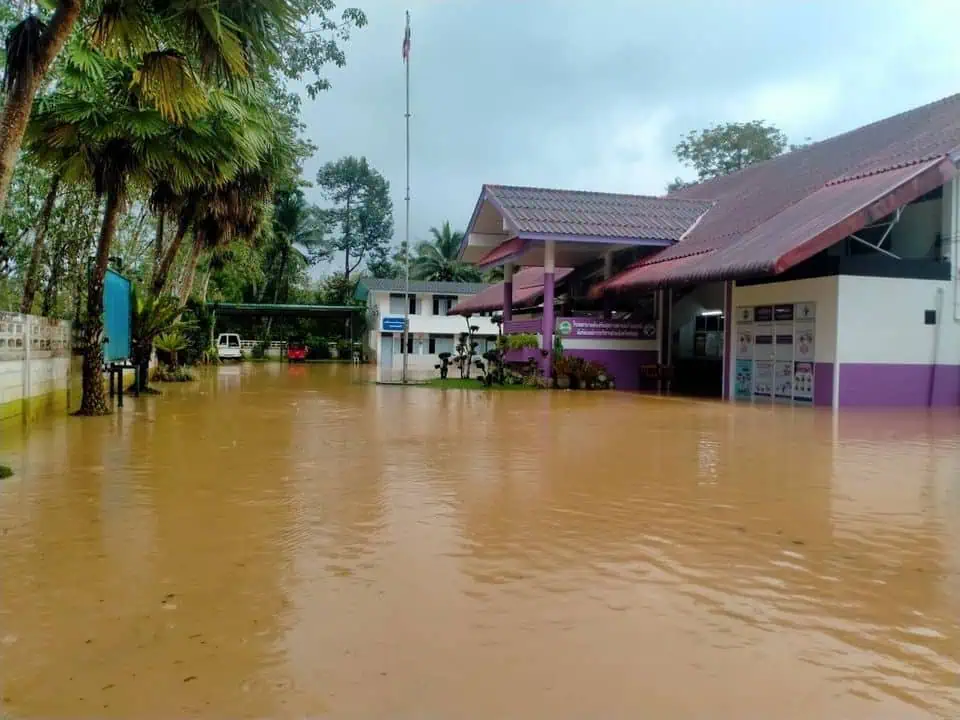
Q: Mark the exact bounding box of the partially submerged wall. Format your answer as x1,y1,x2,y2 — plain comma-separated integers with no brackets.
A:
0,313,74,423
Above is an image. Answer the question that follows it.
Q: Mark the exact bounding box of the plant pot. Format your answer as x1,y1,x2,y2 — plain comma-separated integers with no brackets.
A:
556,375,570,390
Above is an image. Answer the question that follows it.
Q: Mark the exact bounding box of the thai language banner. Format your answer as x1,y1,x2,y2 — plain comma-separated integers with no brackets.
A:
555,317,656,340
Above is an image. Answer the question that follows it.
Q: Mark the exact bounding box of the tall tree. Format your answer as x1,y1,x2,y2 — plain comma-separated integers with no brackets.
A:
315,155,393,281
367,239,407,279
0,0,367,210
674,121,788,182
412,221,480,282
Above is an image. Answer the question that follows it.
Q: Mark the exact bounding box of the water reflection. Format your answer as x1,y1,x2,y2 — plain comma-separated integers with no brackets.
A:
1,366,958,718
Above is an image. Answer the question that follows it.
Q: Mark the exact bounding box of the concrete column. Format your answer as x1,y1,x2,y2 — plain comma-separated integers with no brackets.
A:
502,263,514,323
722,281,733,400
542,241,556,377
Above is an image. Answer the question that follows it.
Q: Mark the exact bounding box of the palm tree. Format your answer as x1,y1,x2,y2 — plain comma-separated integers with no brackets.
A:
26,50,267,415
0,0,299,208
130,284,183,392
412,221,481,282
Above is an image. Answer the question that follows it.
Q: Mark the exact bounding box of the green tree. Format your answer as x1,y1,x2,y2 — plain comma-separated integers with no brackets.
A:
412,221,480,282
674,121,788,182
315,155,393,281
367,239,407,279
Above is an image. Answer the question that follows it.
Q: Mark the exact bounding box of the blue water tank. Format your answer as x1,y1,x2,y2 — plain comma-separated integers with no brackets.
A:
103,268,131,363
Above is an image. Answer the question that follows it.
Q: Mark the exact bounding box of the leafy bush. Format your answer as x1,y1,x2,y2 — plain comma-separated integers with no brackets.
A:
251,341,266,359
502,333,540,351
155,331,188,368
0,465,12,480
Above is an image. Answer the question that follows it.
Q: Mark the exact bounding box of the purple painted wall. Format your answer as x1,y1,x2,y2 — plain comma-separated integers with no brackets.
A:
564,349,658,391
838,363,960,407
814,362,834,407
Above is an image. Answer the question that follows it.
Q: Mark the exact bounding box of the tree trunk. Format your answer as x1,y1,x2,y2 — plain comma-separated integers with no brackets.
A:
152,212,190,295
153,212,165,269
20,174,62,314
263,243,289,339
178,235,203,305
130,339,154,394
343,196,351,280
79,186,122,416
0,1,83,210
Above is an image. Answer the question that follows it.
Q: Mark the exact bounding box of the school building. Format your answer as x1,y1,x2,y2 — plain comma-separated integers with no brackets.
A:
452,93,960,407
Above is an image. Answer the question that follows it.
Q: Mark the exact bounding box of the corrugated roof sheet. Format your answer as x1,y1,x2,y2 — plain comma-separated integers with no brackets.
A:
597,157,956,292
597,92,960,291
476,236,528,268
356,278,492,297
449,267,574,315
485,185,713,241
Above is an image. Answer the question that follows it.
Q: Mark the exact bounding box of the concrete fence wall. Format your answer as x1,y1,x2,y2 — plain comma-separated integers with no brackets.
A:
0,312,75,423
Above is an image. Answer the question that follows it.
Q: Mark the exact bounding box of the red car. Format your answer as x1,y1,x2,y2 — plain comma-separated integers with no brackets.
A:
287,339,308,362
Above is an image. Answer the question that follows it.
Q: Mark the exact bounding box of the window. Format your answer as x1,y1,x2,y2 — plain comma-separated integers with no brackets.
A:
407,336,414,354
228,336,240,348
433,295,458,315
430,334,455,355
409,294,417,315
389,293,406,315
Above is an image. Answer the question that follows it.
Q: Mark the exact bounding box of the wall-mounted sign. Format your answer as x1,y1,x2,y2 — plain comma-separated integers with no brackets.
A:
382,316,407,332
555,317,655,339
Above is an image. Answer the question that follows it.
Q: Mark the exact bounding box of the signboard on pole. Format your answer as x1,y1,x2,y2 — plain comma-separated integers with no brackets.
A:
382,316,407,332
554,317,656,339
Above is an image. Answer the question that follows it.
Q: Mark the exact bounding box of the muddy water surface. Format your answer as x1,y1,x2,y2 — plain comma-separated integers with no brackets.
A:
1,363,959,718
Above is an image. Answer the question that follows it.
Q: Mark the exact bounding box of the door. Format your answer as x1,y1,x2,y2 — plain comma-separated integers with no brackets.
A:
380,333,393,370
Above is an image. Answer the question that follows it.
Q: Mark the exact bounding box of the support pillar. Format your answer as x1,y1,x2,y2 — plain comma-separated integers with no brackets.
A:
502,263,514,323
542,241,556,378
722,280,733,400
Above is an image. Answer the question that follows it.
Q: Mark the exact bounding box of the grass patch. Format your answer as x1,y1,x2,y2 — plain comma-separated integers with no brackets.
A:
423,378,539,391
0,464,13,480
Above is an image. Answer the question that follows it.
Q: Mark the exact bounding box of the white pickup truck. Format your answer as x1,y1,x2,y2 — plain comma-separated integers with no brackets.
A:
216,333,242,360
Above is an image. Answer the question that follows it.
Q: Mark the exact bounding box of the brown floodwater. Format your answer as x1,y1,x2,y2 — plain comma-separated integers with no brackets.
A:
1,363,959,718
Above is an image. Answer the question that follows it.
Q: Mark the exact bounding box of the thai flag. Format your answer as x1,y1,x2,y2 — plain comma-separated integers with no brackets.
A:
402,11,411,62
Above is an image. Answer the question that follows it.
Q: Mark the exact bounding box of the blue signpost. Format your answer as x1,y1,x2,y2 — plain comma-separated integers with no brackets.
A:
103,268,131,363
382,316,407,332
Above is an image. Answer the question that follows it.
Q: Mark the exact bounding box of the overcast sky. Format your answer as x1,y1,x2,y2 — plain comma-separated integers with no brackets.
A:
296,0,960,273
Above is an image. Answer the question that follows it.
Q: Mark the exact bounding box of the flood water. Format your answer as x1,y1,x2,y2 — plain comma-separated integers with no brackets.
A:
1,363,959,718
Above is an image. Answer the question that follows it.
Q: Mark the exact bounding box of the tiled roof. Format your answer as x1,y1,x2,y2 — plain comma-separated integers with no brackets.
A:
484,185,713,241
449,267,574,315
355,277,492,299
596,92,960,289
597,158,955,292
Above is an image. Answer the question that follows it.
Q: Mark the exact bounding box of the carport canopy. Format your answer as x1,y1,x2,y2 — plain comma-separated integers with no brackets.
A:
207,303,361,318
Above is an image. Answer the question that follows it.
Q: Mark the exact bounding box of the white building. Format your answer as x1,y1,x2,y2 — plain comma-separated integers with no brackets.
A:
355,278,497,381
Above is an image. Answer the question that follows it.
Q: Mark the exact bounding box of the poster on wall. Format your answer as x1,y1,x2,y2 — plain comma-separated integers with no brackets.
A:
774,361,794,399
736,328,753,359
735,359,753,399
754,360,773,397
793,362,814,402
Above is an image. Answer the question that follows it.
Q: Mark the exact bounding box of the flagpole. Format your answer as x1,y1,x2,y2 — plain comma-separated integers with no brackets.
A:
401,9,411,384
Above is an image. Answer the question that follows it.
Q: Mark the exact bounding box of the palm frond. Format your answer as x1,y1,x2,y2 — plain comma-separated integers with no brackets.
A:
131,50,208,123
4,15,47,96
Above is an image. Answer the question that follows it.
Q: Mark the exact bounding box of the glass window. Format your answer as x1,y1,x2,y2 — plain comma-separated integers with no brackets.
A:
409,294,417,315
229,336,240,347
389,293,406,315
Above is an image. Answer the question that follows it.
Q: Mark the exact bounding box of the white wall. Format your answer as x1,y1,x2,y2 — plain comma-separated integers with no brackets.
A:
0,313,73,421
371,290,499,337
836,276,959,365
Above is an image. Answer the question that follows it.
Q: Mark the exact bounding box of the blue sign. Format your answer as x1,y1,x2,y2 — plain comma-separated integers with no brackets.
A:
382,316,407,332
103,268,131,362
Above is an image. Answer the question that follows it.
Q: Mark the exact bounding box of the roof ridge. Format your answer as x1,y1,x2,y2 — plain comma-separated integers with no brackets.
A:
484,183,713,205
824,154,945,186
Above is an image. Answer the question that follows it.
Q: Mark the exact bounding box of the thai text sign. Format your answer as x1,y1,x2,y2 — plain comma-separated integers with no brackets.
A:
555,317,656,339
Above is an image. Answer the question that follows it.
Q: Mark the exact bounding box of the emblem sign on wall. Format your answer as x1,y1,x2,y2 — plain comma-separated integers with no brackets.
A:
734,302,816,404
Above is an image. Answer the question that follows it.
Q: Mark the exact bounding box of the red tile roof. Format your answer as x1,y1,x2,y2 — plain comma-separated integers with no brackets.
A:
483,185,713,241
476,236,528,268
597,158,955,292
449,267,574,315
598,93,960,291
